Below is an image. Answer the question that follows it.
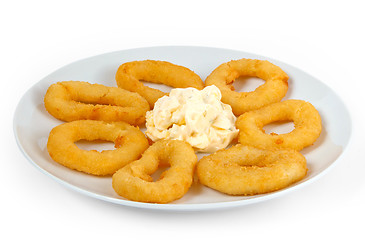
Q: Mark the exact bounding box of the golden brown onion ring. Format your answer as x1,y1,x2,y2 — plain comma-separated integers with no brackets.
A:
115,60,204,108
236,99,322,151
47,120,149,176
205,58,289,116
112,140,198,203
44,81,150,126
197,144,307,195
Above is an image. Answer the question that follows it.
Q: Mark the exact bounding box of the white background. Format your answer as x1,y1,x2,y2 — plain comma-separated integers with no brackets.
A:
2,0,364,239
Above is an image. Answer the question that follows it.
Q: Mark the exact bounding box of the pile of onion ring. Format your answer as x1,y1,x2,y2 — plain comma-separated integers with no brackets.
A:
196,58,321,196
42,58,322,204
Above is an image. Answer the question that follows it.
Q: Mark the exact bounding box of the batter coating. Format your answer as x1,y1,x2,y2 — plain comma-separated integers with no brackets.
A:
115,60,204,108
112,140,197,203
236,99,322,151
44,81,149,126
47,120,149,175
197,144,307,195
205,58,289,116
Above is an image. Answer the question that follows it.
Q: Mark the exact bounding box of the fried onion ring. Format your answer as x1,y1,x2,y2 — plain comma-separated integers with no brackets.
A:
47,120,149,176
112,140,198,203
115,60,204,108
236,99,322,151
44,81,150,126
205,58,289,116
197,144,307,195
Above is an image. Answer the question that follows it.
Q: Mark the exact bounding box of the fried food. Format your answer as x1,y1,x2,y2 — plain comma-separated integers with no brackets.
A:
197,144,307,195
47,120,149,176
205,58,289,116
115,60,204,108
112,140,198,203
41,56,323,204
236,99,322,151
44,81,150,126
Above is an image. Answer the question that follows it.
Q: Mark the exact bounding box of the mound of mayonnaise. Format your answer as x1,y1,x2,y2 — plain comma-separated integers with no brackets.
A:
145,85,238,153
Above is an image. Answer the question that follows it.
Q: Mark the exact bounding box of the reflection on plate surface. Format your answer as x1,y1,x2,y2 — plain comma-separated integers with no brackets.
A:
13,46,352,211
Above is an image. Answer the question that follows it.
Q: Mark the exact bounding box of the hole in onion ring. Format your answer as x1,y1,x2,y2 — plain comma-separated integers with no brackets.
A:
74,100,118,106
232,76,265,92
150,164,171,182
263,121,295,135
141,80,175,94
75,140,116,152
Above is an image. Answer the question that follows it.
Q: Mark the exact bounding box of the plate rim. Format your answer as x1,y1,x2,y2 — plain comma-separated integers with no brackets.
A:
13,45,354,211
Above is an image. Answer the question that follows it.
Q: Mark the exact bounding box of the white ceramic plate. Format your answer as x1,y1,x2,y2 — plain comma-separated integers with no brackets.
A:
13,46,352,211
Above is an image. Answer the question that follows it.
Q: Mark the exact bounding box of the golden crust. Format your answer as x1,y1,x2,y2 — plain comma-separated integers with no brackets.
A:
47,120,149,176
197,144,307,195
236,99,322,151
115,60,204,108
112,140,198,203
44,81,150,126
205,59,289,116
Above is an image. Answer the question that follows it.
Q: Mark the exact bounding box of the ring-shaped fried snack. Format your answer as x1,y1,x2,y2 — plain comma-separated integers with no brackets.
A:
236,99,322,151
47,120,149,176
44,81,150,126
112,140,198,203
115,60,204,108
197,144,307,195
205,58,289,116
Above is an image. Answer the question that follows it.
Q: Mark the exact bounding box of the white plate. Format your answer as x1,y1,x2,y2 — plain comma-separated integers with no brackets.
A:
13,46,352,211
